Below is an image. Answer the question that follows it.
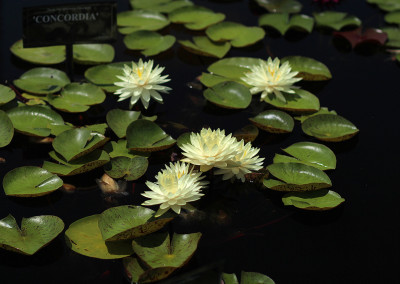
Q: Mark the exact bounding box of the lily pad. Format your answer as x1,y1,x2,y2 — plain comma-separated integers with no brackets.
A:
13,68,70,95
176,132,192,149
124,30,175,56
98,205,174,241
126,120,176,152
117,10,170,34
313,11,361,31
73,44,115,65
381,27,400,48
43,149,110,176
104,140,150,159
65,214,133,259
130,0,193,13
241,271,275,284
233,125,259,143
265,162,332,191
262,89,320,113
295,107,337,123
85,61,130,93
206,21,265,47
254,0,302,13
281,56,331,81
169,6,225,30
258,13,314,35
179,36,230,58
105,156,148,181
10,40,65,65
106,109,141,138
6,105,64,137
282,189,345,210
367,0,400,12
0,110,14,147
49,123,107,136
249,110,294,133
0,215,64,255
0,84,16,105
3,166,63,197
47,83,106,113
302,114,359,142
203,81,251,109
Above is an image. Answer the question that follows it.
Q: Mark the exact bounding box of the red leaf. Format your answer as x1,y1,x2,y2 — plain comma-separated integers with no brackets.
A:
334,28,388,49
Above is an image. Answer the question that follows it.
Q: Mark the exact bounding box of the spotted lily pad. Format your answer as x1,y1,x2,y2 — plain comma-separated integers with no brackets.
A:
10,40,65,65
123,30,175,56
203,81,251,109
254,0,302,13
73,44,115,65
281,56,331,81
85,61,130,93
130,0,193,13
206,21,265,47
282,189,345,210
126,120,176,152
0,84,16,105
13,68,70,95
249,110,294,133
0,215,64,255
3,166,63,197
262,89,320,113
117,10,170,34
313,11,361,31
98,205,174,241
0,110,13,147
169,6,225,30
179,36,230,58
6,105,64,137
302,114,359,142
264,162,332,191
106,109,141,138
47,83,106,113
105,156,148,181
65,214,133,259
258,13,314,35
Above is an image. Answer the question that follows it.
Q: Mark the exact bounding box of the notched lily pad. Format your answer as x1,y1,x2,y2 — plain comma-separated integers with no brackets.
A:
255,0,301,13
98,205,174,241
249,110,294,133
104,140,150,159
105,156,148,181
169,6,225,30
233,125,259,143
367,0,400,12
258,13,314,35
10,40,65,65
263,89,320,113
314,11,361,31
0,215,64,255
106,109,141,138
0,84,16,105
282,189,345,210
0,110,14,147
179,36,230,58
3,166,63,197
295,107,337,123
117,10,170,34
241,271,276,284
73,43,115,65
130,0,194,13
85,61,130,93
281,56,331,81
203,81,251,109
124,30,175,56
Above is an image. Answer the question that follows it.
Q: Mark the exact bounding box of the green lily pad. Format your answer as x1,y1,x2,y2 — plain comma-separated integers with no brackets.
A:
0,84,16,105
105,156,148,181
126,120,176,152
203,81,251,109
249,110,294,133
49,123,108,136
367,0,400,12
117,10,170,34
52,128,109,161
222,273,239,284
47,83,106,113
106,109,141,138
43,149,110,176
3,166,63,197
254,0,302,13
0,215,64,255
385,11,400,25
295,107,337,123
10,40,65,65
169,6,225,30
302,114,359,142
241,271,275,284
104,140,150,159
176,132,192,149
313,11,361,31
179,36,230,58
65,214,133,259
123,257,146,283
123,30,175,56
130,0,193,13
233,125,259,143
282,189,345,210
206,21,265,47
85,61,130,93
281,56,331,81
262,89,320,113
382,27,400,48
21,93,48,106
13,68,70,95
98,205,174,241
258,13,314,35
6,105,64,137
0,110,14,147
73,44,115,65
265,162,332,191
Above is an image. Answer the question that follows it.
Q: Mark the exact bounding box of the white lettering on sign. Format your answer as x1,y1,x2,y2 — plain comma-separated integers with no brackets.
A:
33,13,98,24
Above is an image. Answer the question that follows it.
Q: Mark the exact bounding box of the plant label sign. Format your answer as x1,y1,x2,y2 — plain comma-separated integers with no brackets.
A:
22,1,117,47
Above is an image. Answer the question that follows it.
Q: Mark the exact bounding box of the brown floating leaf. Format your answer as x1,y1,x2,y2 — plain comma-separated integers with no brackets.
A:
60,183,76,193
0,157,5,163
333,27,387,48
96,173,127,195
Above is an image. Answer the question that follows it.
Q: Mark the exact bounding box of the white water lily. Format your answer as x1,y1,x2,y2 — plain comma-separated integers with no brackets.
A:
241,57,302,103
114,59,171,109
181,128,240,172
141,162,208,217
214,140,264,182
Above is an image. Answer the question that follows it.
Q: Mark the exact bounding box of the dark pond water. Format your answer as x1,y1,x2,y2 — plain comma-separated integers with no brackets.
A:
0,0,399,283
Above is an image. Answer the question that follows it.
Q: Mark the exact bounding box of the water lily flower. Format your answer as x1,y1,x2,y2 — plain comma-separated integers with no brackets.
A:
181,128,239,172
241,57,302,104
141,162,208,217
214,140,264,182
114,59,171,109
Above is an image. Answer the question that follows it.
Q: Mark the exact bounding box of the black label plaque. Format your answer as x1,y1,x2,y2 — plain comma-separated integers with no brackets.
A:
23,2,117,47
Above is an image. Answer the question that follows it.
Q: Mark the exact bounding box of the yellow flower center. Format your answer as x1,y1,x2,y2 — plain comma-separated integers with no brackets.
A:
159,173,179,194
136,67,143,79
